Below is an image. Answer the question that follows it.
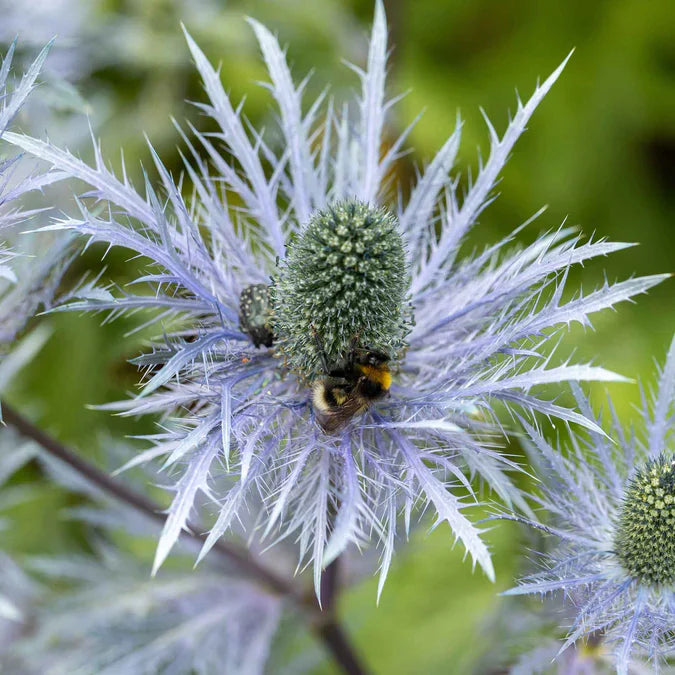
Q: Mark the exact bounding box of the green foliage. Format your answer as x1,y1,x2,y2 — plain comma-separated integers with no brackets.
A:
272,201,410,379
615,454,675,586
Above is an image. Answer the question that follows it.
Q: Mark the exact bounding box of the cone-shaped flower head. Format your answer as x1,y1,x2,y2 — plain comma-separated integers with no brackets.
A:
273,200,410,379
8,2,667,600
507,336,675,673
615,454,675,587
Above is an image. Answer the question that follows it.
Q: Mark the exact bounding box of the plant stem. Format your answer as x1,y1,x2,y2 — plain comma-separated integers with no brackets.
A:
321,555,341,614
316,556,366,674
316,619,368,675
1,400,369,675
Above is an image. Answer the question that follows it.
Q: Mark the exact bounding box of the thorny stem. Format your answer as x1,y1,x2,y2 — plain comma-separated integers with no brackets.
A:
1,401,369,675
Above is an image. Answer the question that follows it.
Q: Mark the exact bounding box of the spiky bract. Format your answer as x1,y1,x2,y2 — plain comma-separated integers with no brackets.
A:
507,337,675,673
7,2,667,599
615,454,675,586
0,431,284,675
273,200,409,379
0,41,69,345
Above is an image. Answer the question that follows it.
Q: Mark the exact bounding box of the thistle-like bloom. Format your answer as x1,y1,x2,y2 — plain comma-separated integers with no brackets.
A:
0,432,285,675
11,553,282,675
505,336,675,673
0,40,46,289
474,591,657,673
7,2,667,597
0,41,69,345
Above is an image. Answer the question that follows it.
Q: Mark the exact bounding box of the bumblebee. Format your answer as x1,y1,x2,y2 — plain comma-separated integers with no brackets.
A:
312,348,392,434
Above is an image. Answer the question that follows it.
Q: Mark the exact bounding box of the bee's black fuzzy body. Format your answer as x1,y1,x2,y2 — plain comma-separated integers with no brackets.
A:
312,349,391,434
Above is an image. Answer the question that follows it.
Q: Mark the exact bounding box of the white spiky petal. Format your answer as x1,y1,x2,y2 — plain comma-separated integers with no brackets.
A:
0,41,71,345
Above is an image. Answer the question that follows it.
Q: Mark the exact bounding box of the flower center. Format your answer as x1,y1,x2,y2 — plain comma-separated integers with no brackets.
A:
615,454,675,586
272,200,411,379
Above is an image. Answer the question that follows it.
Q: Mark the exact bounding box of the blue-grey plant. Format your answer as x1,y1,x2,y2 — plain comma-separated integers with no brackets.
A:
505,336,675,673
508,639,658,675
11,552,283,675
0,333,292,674
0,428,288,675
0,40,70,345
0,40,45,288
5,2,668,599
473,591,658,674
0,328,54,645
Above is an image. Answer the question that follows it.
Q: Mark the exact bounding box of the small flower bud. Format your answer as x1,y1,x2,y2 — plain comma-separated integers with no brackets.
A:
239,284,275,348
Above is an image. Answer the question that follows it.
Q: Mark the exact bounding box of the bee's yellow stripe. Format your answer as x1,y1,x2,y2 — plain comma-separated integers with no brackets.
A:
358,364,392,391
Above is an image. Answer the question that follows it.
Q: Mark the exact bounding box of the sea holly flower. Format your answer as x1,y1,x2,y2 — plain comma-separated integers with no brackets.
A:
503,637,655,675
505,336,675,673
5,1,667,598
0,41,70,345
10,552,283,675
474,588,657,673
0,40,47,295
0,428,286,675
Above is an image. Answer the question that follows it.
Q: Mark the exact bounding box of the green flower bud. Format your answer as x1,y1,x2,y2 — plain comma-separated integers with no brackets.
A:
615,454,675,586
239,283,275,348
272,200,411,379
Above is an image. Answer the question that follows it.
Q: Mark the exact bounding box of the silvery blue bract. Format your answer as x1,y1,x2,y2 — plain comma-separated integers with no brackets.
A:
0,41,70,345
507,337,675,673
0,427,286,675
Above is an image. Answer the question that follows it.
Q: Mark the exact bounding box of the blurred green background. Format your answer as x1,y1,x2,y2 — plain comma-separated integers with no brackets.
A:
2,0,673,672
